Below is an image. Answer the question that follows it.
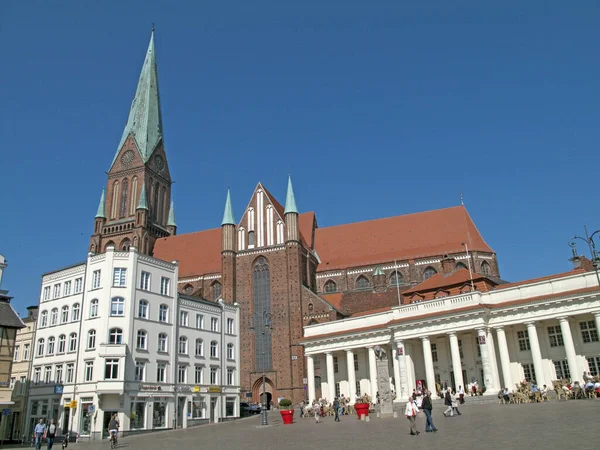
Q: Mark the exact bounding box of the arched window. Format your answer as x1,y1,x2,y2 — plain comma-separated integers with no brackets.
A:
37,338,45,356
159,304,169,322
227,343,234,360
390,271,404,286
110,297,125,316
87,330,96,349
40,311,48,328
71,303,80,322
111,181,119,219
89,299,99,318
248,231,256,247
68,333,77,352
158,333,168,352
129,176,138,216
324,280,337,293
61,306,69,323
109,328,123,344
183,284,193,295
57,335,66,353
50,308,58,325
481,261,491,275
195,338,204,357
138,300,149,318
210,341,218,358
154,181,161,222
47,337,55,355
211,281,222,301
253,257,271,371
456,262,468,270
423,266,437,280
179,336,188,355
104,241,115,252
161,186,167,223
137,330,147,350
120,238,131,251
308,303,314,313
120,178,129,218
356,275,370,290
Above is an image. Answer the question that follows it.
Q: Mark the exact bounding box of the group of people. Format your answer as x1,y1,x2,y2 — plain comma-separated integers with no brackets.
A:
404,386,463,436
33,418,59,450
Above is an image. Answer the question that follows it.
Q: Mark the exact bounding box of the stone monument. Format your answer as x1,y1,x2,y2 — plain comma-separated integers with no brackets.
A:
374,346,394,418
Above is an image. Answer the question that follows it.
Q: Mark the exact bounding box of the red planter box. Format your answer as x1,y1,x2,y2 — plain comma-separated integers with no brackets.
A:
280,409,294,425
354,403,370,419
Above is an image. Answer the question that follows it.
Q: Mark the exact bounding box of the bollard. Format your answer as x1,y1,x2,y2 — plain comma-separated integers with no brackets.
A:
393,411,398,418
365,416,370,422
376,412,380,418
360,414,366,421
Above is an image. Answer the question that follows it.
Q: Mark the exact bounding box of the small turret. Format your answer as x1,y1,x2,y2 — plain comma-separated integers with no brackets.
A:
166,199,177,235
221,189,236,303
136,182,149,228
285,176,299,242
93,189,106,235
373,266,386,291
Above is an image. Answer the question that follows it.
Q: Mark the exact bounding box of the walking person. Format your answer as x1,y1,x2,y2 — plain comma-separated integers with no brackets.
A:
404,395,420,436
443,388,453,417
452,390,462,416
421,390,437,432
45,419,57,450
458,385,465,405
33,418,46,450
312,401,320,423
333,398,340,422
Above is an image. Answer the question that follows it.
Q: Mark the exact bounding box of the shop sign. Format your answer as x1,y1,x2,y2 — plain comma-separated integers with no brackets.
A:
208,387,221,393
193,386,200,393
177,386,192,392
54,385,64,394
141,385,162,391
2,409,11,416
69,400,78,409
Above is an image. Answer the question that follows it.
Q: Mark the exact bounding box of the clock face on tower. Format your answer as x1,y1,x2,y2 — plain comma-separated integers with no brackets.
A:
154,155,165,172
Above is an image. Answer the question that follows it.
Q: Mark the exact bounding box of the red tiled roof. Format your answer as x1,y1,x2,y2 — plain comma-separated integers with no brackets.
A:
315,206,493,271
403,269,495,295
320,293,343,310
299,212,315,249
154,228,222,278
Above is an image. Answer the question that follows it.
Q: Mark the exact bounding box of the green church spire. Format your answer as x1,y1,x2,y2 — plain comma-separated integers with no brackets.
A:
111,30,164,167
221,189,235,226
284,175,298,214
167,199,176,226
137,182,148,210
95,189,106,218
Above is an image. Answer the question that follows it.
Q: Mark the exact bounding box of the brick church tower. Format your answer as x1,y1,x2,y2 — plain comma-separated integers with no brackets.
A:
220,177,317,404
90,30,175,256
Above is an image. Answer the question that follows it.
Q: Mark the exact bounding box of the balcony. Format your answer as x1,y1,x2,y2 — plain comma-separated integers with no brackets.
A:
98,343,128,358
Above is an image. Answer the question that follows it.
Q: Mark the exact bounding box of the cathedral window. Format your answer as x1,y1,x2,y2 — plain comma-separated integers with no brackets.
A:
266,205,274,246
480,261,491,275
120,178,129,218
423,266,437,280
390,271,404,286
120,238,131,251
154,181,161,222
183,284,193,295
129,177,138,216
238,227,246,251
356,275,370,290
248,231,256,247
161,186,167,223
276,220,284,245
456,262,468,270
111,181,119,219
211,281,222,301
324,280,337,293
253,257,272,371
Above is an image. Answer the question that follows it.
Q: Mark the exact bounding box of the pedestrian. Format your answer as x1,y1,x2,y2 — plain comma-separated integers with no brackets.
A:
333,397,340,422
452,390,462,416
421,390,437,432
312,401,320,423
443,388,453,417
45,419,57,450
33,418,46,450
458,385,465,405
404,395,420,436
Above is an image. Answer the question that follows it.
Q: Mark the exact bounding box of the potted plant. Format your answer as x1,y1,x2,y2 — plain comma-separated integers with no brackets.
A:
278,399,294,424
353,394,371,419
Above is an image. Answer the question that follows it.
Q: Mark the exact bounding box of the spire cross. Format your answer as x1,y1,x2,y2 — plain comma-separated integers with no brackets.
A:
152,23,155,32
460,192,464,206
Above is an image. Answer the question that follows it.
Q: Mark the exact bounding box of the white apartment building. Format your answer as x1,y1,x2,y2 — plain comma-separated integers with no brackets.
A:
28,246,240,441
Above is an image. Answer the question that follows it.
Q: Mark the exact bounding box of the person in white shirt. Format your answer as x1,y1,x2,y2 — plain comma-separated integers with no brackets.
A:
404,395,420,436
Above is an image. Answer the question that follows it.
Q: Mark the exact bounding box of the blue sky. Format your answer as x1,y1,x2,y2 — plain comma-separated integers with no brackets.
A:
1,1,599,315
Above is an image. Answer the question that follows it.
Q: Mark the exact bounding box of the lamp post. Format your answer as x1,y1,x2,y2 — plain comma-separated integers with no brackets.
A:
249,311,272,426
568,225,600,286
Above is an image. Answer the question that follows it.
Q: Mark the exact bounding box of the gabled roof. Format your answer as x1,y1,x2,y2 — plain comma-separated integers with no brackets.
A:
402,268,497,295
154,228,222,278
0,300,25,329
315,206,493,271
111,31,164,167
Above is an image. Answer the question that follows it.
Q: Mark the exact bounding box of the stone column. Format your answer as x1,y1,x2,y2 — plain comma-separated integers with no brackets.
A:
487,329,501,392
477,328,495,394
306,355,316,403
448,332,464,391
526,322,545,386
421,336,436,394
368,346,378,400
495,327,513,390
594,311,600,337
346,349,357,403
392,346,402,401
558,317,579,381
325,352,336,401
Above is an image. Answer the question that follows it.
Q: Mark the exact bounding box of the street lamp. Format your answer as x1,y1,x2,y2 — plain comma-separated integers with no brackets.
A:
249,311,273,426
568,225,600,286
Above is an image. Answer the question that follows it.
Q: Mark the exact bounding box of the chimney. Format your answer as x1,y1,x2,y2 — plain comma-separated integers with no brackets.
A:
441,255,456,275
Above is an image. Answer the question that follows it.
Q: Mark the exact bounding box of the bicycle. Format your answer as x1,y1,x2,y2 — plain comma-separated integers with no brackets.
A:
109,431,118,449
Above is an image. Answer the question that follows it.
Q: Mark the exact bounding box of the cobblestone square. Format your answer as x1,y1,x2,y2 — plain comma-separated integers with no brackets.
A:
80,399,600,450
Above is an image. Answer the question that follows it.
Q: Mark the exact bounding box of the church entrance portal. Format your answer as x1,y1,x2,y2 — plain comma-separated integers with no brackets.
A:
252,377,275,409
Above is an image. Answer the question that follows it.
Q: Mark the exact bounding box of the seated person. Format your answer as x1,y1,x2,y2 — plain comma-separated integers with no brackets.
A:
531,383,540,393
585,381,595,391
503,388,510,402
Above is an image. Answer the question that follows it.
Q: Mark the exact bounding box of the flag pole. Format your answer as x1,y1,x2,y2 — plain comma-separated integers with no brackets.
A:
394,261,402,306
462,243,475,291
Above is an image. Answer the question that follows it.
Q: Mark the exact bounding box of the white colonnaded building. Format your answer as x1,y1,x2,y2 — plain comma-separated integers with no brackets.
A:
27,246,240,440
301,259,600,404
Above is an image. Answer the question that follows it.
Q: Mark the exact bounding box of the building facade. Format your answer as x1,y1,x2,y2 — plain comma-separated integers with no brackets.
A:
27,247,240,441
7,305,38,442
0,254,26,441
301,266,600,403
